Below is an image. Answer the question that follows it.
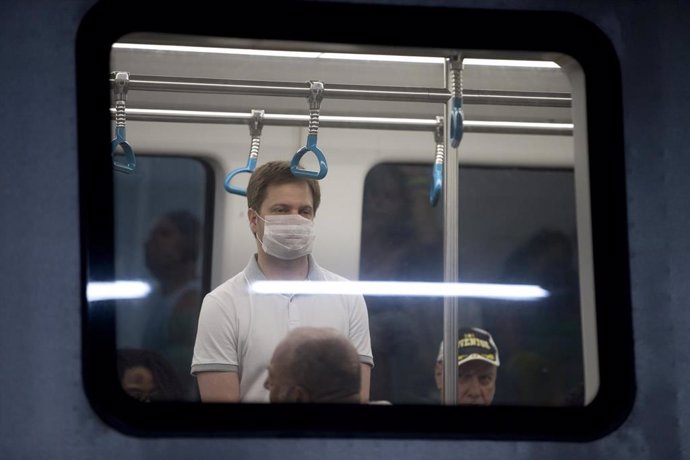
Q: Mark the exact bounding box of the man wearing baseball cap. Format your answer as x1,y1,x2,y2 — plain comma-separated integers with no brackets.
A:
434,327,500,405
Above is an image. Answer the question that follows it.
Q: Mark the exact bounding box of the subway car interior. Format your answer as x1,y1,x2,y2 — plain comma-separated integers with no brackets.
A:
109,34,586,407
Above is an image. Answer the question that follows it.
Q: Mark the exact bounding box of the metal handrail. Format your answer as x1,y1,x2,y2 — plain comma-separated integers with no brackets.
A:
110,108,573,135
110,74,571,108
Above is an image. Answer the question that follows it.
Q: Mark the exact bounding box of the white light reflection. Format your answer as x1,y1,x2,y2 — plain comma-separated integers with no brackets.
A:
251,281,548,301
112,44,560,68
86,281,152,301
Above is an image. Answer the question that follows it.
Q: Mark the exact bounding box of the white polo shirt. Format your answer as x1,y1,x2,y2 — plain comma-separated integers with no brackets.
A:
191,255,374,402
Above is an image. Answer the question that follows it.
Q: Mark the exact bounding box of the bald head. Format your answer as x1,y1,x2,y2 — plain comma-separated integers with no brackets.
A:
265,327,361,403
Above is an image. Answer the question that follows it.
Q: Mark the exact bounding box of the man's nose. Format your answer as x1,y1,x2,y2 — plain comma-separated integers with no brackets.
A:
465,376,482,395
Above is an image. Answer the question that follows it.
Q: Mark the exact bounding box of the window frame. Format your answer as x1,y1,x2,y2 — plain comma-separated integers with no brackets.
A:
77,0,634,440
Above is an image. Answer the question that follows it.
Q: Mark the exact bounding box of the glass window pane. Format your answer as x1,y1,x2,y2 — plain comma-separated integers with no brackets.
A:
360,163,582,406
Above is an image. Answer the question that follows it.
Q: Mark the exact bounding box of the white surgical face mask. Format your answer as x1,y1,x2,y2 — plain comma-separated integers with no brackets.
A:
253,211,316,260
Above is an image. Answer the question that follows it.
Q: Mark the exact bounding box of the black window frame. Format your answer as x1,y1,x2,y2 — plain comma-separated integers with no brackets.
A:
77,0,634,440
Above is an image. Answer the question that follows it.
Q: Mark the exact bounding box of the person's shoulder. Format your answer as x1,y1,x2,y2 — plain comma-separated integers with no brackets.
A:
310,263,369,306
314,265,350,282
205,271,250,300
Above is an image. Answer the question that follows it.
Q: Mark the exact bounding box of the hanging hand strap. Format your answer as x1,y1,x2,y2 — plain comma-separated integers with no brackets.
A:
290,81,328,180
110,71,136,173
429,116,445,206
224,109,265,196
448,56,464,149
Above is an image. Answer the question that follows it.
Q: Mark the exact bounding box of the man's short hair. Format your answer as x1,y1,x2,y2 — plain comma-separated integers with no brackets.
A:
246,160,321,213
280,327,360,403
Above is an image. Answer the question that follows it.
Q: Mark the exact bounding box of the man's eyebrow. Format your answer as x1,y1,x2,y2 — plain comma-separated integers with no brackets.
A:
268,203,314,209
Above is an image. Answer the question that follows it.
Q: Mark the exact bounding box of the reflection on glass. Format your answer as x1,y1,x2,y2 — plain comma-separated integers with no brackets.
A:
118,348,185,402
360,164,445,404
360,163,583,406
490,228,583,406
250,280,548,300
114,156,210,401
87,280,151,301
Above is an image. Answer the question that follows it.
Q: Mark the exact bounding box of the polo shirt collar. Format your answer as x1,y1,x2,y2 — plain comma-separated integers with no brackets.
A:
245,254,325,282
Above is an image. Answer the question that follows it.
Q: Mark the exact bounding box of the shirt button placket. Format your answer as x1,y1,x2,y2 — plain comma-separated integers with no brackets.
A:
287,295,300,330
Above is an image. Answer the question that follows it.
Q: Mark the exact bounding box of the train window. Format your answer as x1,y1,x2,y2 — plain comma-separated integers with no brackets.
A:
77,0,633,440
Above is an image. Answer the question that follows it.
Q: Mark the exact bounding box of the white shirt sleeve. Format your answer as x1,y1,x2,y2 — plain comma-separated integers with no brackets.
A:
348,294,374,367
191,292,240,374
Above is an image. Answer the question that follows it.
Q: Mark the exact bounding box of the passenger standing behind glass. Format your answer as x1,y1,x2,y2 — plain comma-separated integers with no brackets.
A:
142,210,202,401
487,229,582,406
264,327,361,403
359,164,443,404
192,160,373,403
434,327,500,405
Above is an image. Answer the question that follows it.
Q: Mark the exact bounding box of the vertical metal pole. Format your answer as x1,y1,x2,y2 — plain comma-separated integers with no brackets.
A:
442,56,460,405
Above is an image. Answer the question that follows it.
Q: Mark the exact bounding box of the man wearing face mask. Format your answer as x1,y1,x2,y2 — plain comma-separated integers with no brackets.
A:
191,161,373,403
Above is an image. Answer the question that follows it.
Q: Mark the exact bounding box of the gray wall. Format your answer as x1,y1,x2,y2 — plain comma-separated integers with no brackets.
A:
1,0,689,458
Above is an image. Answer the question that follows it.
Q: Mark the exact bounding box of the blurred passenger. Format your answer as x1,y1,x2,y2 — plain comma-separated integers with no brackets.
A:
264,327,361,403
359,164,444,404
434,327,500,405
142,210,203,400
487,229,582,406
117,348,184,402
192,161,373,403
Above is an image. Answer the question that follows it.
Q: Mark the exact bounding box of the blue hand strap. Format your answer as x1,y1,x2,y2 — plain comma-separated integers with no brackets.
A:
111,126,136,173
429,162,443,206
291,81,328,180
224,109,264,196
429,116,445,206
290,134,328,179
111,72,135,173
450,95,464,149
224,157,257,196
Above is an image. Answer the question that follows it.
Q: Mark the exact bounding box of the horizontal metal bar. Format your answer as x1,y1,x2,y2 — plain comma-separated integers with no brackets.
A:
111,108,573,135
112,74,571,107
122,75,448,103
465,92,571,108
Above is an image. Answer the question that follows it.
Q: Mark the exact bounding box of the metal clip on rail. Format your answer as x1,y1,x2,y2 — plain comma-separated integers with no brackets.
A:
110,71,136,173
290,81,328,180
448,56,464,149
430,116,445,206
224,109,265,196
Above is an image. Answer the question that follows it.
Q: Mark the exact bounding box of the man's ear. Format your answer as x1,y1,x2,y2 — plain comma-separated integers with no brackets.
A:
293,386,311,403
248,208,259,234
434,361,443,391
